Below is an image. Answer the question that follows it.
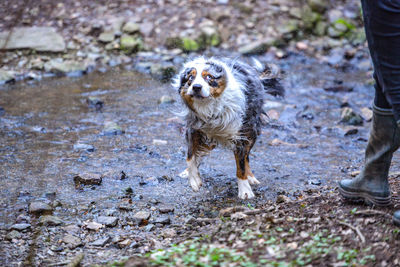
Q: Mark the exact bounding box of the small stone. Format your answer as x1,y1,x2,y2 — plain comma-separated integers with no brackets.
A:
344,127,358,136
6,230,22,240
340,107,363,126
159,95,175,104
132,211,151,225
118,239,132,248
300,231,309,239
104,209,118,216
73,143,95,152
86,221,104,231
91,236,111,246
44,59,88,76
39,215,63,226
0,70,15,84
103,121,124,135
73,173,103,186
98,31,115,43
231,212,248,220
11,223,31,231
360,107,373,122
152,139,168,146
120,34,143,53
308,179,322,186
307,0,328,13
96,216,118,227
161,228,177,238
153,215,171,225
150,62,176,81
63,234,82,249
238,37,276,55
144,224,155,232
159,205,174,213
122,21,140,34
86,96,104,110
29,201,53,215
276,195,291,204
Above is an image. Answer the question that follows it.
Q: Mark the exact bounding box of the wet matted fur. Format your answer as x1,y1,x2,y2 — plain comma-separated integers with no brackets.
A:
173,57,284,199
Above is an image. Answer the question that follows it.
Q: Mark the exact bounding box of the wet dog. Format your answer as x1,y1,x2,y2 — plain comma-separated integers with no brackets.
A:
173,57,284,199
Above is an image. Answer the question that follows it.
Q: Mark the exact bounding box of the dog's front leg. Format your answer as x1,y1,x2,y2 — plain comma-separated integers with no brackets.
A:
234,142,257,199
181,129,213,192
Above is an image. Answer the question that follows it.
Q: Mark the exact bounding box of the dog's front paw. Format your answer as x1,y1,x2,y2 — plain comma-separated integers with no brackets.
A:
248,175,260,185
238,179,255,199
179,169,189,178
189,175,202,191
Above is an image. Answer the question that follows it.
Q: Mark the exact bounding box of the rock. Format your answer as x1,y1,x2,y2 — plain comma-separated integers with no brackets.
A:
73,143,95,152
328,9,343,23
0,27,65,52
152,139,168,146
73,173,103,186
86,221,104,231
104,209,118,216
98,31,115,43
63,234,82,249
96,216,118,227
132,211,151,225
6,230,21,240
91,236,111,246
103,121,124,135
139,22,154,37
39,215,63,226
219,206,247,217
327,26,343,38
307,0,328,13
29,201,53,215
277,19,299,35
340,107,363,126
159,205,174,213
150,63,176,81
153,215,171,225
144,224,155,232
11,223,31,231
118,239,132,248
314,21,327,36
360,107,373,122
181,37,200,52
44,59,87,76
301,6,320,30
344,127,358,136
86,96,104,110
161,228,177,238
122,22,140,34
289,7,302,19
199,26,221,47
0,70,15,84
276,195,291,203
159,95,175,104
120,34,143,53
238,37,276,55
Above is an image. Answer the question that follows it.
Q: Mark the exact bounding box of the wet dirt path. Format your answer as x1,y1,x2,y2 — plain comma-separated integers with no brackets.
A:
1,54,399,265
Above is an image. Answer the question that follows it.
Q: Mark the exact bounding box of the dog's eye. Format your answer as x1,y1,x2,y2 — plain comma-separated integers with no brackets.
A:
189,75,194,81
206,75,213,80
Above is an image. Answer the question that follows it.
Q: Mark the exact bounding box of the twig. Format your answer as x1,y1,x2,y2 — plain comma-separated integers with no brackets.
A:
354,209,392,218
337,221,366,243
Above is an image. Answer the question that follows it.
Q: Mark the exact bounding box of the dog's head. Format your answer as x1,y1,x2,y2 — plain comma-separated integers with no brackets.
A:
174,58,227,109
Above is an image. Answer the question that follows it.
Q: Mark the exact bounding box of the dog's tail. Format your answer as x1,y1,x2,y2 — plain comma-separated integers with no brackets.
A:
252,58,285,97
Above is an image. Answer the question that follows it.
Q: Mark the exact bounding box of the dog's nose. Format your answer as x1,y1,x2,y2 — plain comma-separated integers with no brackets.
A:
192,84,202,93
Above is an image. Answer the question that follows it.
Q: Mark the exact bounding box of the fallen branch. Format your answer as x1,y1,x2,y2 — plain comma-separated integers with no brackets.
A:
354,209,392,218
338,221,365,243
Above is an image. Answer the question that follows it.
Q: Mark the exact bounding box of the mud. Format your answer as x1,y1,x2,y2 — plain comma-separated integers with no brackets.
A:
1,52,398,265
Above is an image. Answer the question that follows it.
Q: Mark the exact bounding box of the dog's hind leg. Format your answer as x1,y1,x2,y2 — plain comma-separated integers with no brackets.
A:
184,129,214,192
234,138,259,199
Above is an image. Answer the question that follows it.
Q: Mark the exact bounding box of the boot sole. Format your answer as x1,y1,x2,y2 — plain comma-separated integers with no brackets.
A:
338,186,391,207
394,216,400,227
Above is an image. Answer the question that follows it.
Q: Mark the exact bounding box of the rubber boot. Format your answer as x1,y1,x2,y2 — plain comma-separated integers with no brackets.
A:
394,210,400,226
339,105,400,206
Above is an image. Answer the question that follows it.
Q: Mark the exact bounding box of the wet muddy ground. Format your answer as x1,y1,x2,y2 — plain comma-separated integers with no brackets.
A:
1,52,400,266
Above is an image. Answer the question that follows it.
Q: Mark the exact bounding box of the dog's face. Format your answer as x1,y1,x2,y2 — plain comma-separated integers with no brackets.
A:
177,59,227,108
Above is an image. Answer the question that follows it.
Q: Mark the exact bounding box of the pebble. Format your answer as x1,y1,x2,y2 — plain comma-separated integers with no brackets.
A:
144,224,155,232
159,205,174,213
86,221,104,231
73,143,95,152
153,215,171,225
360,107,373,122
29,201,53,215
73,173,103,186
11,223,31,231
63,234,82,249
96,216,118,227
91,236,111,247
39,215,63,226
132,211,151,225
118,239,132,248
276,195,291,203
103,121,124,135
161,228,177,238
6,230,22,241
158,95,175,104
152,139,168,146
340,107,363,126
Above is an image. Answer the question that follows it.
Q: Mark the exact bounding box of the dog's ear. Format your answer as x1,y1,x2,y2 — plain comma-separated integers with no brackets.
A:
174,68,192,93
207,62,224,79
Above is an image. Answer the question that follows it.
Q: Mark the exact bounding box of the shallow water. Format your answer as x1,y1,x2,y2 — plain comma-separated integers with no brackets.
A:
0,54,394,229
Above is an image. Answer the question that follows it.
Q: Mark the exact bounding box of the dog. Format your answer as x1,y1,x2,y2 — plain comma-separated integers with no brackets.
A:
173,57,284,199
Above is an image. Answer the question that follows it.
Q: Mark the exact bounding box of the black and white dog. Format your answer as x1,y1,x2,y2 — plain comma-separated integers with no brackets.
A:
173,57,284,199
